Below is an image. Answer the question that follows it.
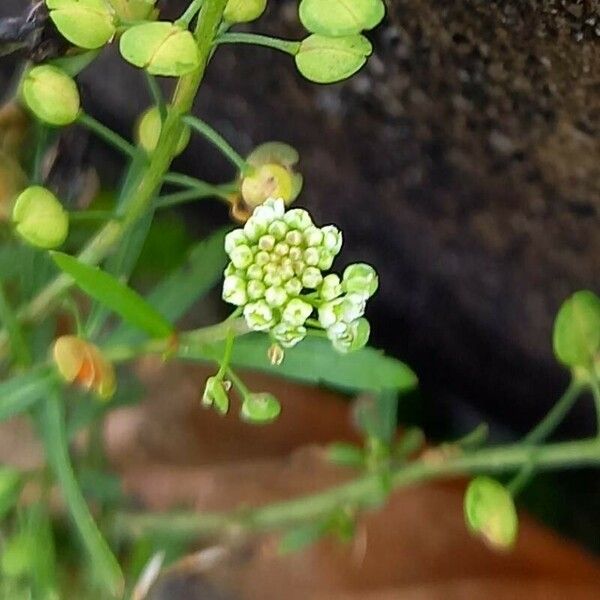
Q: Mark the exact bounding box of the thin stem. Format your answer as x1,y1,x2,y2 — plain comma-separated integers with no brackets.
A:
78,113,137,158
216,329,235,379
163,171,219,190
227,367,251,396
183,114,251,174
115,437,600,541
589,373,600,435
215,32,302,56
0,283,30,366
144,72,167,122
32,124,48,184
41,392,123,596
507,380,582,495
177,0,205,26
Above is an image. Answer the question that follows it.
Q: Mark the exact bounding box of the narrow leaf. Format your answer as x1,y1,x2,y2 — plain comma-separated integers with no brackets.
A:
51,252,174,338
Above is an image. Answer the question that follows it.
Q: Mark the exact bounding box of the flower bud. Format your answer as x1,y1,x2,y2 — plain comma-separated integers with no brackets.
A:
230,244,253,269
47,0,116,50
282,298,313,327
53,335,116,400
265,286,288,308
247,279,266,300
202,376,230,415
224,0,267,23
330,318,370,354
320,274,343,301
343,263,379,298
464,477,518,551
272,323,307,348
284,277,303,296
224,229,247,254
241,392,281,424
244,300,276,331
21,65,80,126
284,208,312,231
301,266,323,289
12,186,69,249
136,106,190,155
321,225,343,254
222,274,248,306
120,22,200,77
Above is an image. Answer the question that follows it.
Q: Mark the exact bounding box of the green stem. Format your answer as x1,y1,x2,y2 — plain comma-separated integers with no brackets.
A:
183,114,251,173
0,0,230,358
41,392,123,596
226,366,251,396
0,282,30,366
216,329,235,379
116,437,600,540
507,380,582,495
177,0,205,26
78,113,137,158
215,32,302,56
144,72,167,121
589,373,600,435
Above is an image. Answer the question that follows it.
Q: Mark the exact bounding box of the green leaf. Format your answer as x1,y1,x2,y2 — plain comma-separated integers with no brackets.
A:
226,335,417,394
295,34,372,83
0,467,22,520
0,366,56,422
51,252,174,339
464,477,518,550
106,228,229,346
39,393,124,596
299,0,385,36
553,290,600,369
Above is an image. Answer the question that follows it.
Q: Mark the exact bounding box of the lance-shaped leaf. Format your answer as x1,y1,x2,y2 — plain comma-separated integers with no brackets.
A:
51,252,174,338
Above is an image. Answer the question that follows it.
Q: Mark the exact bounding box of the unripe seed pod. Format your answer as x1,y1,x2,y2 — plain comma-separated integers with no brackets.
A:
47,0,116,50
241,163,293,209
120,22,200,77
241,392,281,424
21,65,80,126
136,106,190,155
108,0,158,21
224,0,267,24
12,186,69,249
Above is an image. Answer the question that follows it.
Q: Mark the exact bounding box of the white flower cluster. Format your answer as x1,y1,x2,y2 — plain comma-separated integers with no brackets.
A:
222,198,378,352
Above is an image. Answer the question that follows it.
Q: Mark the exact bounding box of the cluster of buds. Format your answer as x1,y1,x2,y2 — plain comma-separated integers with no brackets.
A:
222,198,378,354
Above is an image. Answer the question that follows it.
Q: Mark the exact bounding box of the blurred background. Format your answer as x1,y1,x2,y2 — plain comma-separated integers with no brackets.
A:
0,0,599,598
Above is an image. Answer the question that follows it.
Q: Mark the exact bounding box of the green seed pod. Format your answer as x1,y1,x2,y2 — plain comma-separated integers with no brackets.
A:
299,0,385,36
464,477,518,551
553,290,600,369
120,21,200,77
12,186,69,249
241,392,281,424
21,65,80,126
136,106,190,155
241,163,294,209
108,0,158,21
295,34,373,84
224,0,267,23
47,0,116,50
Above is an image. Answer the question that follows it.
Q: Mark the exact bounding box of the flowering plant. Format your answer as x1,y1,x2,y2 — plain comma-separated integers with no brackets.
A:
0,1,598,597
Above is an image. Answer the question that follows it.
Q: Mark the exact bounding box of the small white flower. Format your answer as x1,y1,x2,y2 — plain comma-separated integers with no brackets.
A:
341,293,367,322
223,275,247,306
225,229,247,254
268,219,288,240
282,298,313,327
342,263,379,298
284,208,312,231
318,298,344,328
301,266,323,289
244,300,276,331
329,318,370,354
230,244,253,269
265,286,288,307
320,274,342,301
247,280,266,300
284,277,302,296
321,225,343,254
272,322,307,348
304,226,324,248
